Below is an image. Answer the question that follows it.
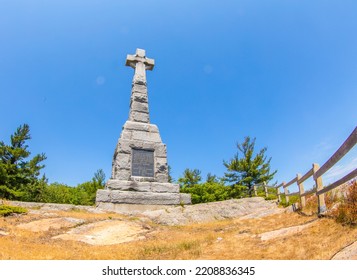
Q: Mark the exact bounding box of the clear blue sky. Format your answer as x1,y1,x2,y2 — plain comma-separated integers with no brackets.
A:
1,0,356,192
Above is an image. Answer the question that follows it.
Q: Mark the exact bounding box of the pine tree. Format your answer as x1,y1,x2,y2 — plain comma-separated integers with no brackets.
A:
223,136,277,195
178,168,202,188
0,124,46,199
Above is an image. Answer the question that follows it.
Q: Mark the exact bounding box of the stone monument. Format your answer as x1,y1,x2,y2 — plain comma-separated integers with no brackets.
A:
96,48,191,212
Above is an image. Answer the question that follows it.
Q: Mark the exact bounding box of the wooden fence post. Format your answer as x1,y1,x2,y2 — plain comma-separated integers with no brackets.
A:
264,181,268,198
313,163,326,214
283,182,289,204
277,187,281,202
253,185,257,196
297,173,306,208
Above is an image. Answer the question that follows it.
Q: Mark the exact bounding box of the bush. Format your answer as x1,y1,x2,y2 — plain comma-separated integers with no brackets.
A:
0,169,106,206
0,185,24,200
279,194,300,207
180,182,250,204
334,181,357,226
254,186,277,200
0,205,27,216
38,181,101,206
181,182,230,204
265,194,277,201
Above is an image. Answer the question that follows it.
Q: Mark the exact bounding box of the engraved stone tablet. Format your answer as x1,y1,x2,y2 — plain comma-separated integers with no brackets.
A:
131,149,154,177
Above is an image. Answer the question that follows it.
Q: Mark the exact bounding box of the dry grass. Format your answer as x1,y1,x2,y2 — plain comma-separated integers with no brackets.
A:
1,207,357,260
332,181,357,226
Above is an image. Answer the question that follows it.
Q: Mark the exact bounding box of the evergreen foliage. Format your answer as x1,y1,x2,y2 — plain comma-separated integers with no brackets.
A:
36,169,106,205
223,136,277,195
0,124,105,205
0,124,46,200
179,170,247,204
0,205,27,216
181,181,230,204
178,168,202,188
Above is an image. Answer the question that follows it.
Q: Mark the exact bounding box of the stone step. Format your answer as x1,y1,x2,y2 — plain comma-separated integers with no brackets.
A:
106,180,180,193
96,189,191,205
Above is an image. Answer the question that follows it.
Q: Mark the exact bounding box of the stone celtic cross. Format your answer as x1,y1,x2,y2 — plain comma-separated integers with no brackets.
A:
125,48,155,85
125,49,155,124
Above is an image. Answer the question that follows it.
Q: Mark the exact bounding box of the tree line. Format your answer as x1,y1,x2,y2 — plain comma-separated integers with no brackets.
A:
0,124,277,205
0,124,104,205
176,136,277,204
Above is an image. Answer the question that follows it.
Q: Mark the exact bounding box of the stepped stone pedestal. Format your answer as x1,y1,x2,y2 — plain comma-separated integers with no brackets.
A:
96,48,191,212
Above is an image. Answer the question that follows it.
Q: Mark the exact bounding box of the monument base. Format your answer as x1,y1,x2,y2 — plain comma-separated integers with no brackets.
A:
95,180,192,211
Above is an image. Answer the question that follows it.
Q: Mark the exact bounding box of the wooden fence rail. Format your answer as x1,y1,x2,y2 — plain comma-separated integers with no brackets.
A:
275,126,357,214
253,182,276,198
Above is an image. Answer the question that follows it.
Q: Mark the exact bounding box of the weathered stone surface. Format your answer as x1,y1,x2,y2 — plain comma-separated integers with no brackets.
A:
1,200,105,213
179,193,192,205
156,173,169,183
115,153,131,169
154,144,167,157
117,139,157,156
117,140,132,154
106,180,179,193
124,121,159,133
96,189,111,202
97,190,184,205
258,220,317,241
129,111,149,123
130,101,148,113
155,157,168,173
96,202,169,214
151,183,179,193
17,217,85,232
131,130,161,142
131,84,148,94
332,241,357,260
53,220,147,245
132,93,148,103
142,197,283,226
112,169,131,180
131,176,155,182
120,130,132,140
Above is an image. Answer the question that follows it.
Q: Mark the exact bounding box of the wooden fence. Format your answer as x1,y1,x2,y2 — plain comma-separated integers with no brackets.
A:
253,182,276,198
274,126,357,214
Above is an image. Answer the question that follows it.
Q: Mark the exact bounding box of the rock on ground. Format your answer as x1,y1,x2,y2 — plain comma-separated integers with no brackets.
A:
258,220,318,241
0,230,9,236
142,197,284,226
332,241,357,260
52,220,148,245
1,200,104,213
17,218,85,232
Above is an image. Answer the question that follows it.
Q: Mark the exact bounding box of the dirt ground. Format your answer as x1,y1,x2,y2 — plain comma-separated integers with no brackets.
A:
0,202,356,260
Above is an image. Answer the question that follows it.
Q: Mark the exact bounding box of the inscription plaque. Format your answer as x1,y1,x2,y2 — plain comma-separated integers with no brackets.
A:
131,149,154,177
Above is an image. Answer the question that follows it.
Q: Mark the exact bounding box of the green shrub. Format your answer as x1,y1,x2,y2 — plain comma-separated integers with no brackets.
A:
181,182,229,204
279,194,300,207
0,185,24,200
180,182,249,204
265,194,277,201
0,205,27,216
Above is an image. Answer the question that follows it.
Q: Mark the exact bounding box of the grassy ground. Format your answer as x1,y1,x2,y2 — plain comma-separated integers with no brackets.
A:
1,208,356,260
